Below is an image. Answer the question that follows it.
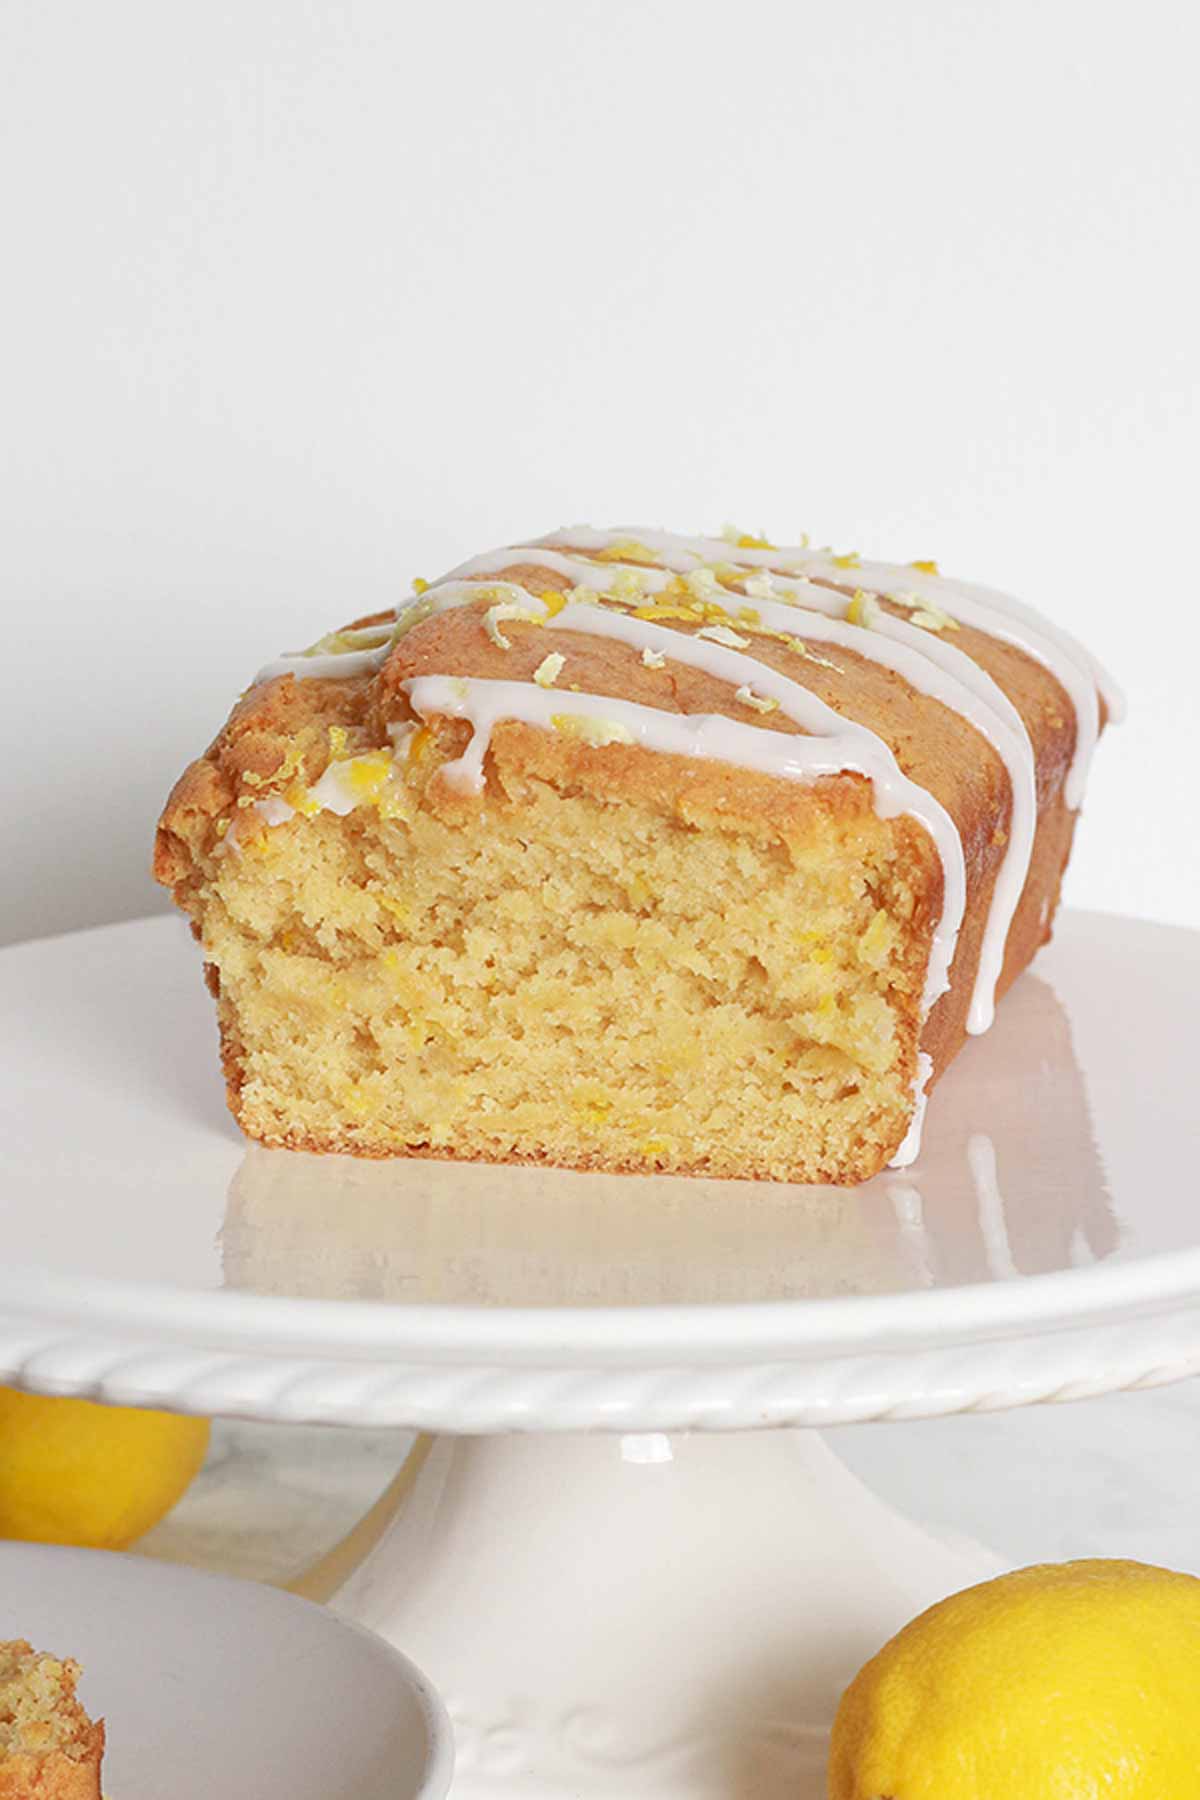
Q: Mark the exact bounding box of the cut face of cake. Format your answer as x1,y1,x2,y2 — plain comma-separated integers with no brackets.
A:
155,527,1119,1184
0,1640,104,1800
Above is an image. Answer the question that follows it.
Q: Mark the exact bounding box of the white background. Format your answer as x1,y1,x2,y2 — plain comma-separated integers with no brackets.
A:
2,0,1196,947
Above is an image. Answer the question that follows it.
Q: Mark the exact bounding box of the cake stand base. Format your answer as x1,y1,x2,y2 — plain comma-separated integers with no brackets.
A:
296,1429,1004,1799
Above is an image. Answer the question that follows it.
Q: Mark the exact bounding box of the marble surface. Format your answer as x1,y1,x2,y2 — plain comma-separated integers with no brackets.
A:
136,1377,1200,1588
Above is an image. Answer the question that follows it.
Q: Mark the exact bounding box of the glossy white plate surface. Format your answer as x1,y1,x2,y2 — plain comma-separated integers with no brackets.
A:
0,1542,453,1800
1,910,1197,1428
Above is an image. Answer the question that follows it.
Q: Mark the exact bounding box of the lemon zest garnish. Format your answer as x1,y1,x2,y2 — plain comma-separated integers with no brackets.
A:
743,570,777,601
538,589,568,619
641,646,666,670
910,558,940,575
550,714,635,747
847,590,883,630
889,591,960,632
591,538,662,565
735,685,780,715
633,602,703,624
696,624,751,649
284,781,321,818
720,524,776,550
607,568,655,604
483,601,544,649
343,751,393,798
779,636,844,673
832,550,861,570
412,576,430,594
684,567,724,602
533,652,565,688
298,623,393,659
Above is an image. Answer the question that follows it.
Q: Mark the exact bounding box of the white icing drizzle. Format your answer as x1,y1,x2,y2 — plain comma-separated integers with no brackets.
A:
889,1052,934,1169
254,639,391,684
533,527,1118,808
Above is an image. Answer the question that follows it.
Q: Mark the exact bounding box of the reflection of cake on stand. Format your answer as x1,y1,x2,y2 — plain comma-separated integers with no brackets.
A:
221,971,1114,1311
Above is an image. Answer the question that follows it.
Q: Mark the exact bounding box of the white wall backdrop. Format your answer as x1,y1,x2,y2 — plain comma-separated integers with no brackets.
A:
2,0,1196,945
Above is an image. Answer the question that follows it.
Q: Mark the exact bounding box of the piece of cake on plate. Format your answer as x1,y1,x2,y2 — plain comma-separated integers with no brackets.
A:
0,1639,104,1800
155,526,1119,1184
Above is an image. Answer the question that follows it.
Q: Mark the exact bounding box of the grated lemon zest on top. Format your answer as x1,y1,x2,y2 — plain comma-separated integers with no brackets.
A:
735,685,780,715
847,589,883,630
720,524,776,549
633,602,703,624
889,591,960,632
533,652,565,688
607,568,656,604
591,538,662,565
696,624,751,649
641,646,666,670
684,567,724,602
483,601,544,649
298,623,393,659
743,570,777,601
284,781,321,818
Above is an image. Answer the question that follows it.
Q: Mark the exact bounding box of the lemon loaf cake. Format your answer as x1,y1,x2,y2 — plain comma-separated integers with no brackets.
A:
0,1640,104,1800
155,526,1119,1184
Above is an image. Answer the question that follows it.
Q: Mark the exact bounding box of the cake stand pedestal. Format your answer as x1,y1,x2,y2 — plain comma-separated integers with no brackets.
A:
297,1430,1001,1796
2,910,1199,1798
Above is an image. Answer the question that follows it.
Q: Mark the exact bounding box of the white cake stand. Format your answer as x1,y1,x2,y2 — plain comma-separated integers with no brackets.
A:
2,910,1199,1799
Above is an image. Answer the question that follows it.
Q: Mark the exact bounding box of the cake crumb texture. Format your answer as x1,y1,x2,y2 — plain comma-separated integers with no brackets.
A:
183,760,938,1182
0,1640,104,1800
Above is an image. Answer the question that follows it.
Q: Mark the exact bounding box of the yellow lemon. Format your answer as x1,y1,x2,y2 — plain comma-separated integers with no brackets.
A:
830,1559,1200,1798
0,1386,210,1550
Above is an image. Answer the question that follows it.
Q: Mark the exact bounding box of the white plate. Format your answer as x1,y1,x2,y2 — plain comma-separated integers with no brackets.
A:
1,909,1199,1429
0,1542,453,1800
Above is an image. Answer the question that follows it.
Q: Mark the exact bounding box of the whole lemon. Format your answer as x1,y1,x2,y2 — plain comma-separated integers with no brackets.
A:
0,1386,210,1550
830,1559,1200,1798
